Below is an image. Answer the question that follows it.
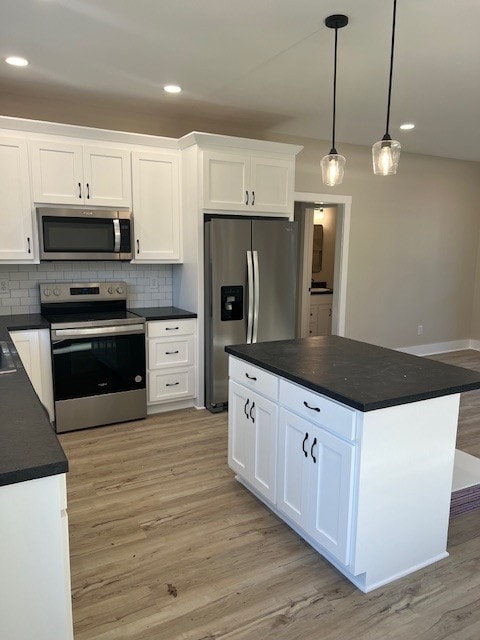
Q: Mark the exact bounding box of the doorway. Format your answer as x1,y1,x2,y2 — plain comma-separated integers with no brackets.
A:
294,191,352,338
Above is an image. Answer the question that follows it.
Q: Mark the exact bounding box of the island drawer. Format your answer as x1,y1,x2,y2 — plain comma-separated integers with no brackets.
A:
279,379,356,441
229,357,278,400
147,319,195,338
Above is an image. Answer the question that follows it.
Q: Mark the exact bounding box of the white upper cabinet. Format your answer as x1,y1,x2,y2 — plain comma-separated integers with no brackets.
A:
203,150,294,214
0,136,35,261
131,150,181,262
30,140,131,207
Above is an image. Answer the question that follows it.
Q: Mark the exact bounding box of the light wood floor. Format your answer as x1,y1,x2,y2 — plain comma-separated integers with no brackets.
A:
59,350,480,640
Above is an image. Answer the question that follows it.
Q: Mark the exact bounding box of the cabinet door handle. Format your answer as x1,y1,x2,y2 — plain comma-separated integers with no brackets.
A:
245,373,257,381
244,398,250,418
245,190,249,205
310,437,317,463
78,182,82,198
136,239,140,254
249,401,255,423
251,190,255,206
165,350,179,355
86,183,90,199
27,237,31,254
302,432,309,457
166,382,180,387
304,401,321,413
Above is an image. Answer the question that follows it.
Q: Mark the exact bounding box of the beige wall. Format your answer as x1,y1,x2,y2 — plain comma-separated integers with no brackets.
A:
2,91,480,349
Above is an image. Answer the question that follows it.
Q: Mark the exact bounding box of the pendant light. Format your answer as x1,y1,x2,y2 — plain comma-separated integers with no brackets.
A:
372,0,401,175
321,14,348,187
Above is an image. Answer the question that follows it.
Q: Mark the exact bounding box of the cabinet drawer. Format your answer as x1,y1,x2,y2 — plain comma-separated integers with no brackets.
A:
280,379,356,441
147,318,195,338
148,335,194,369
148,367,195,403
229,357,278,401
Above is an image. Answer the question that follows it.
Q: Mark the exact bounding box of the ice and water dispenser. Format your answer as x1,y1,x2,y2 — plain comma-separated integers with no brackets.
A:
221,285,244,321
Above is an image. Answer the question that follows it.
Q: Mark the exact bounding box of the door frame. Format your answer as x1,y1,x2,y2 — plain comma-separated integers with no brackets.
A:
294,191,352,337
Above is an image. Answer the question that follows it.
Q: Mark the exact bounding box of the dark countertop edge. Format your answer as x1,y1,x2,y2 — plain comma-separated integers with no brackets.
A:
225,347,479,412
129,306,197,320
0,315,68,488
0,460,68,488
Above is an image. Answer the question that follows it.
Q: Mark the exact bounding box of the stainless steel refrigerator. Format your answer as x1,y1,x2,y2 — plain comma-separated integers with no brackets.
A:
204,217,297,411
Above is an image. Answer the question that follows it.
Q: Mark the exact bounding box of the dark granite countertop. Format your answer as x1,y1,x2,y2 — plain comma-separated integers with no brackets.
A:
129,306,197,321
225,335,480,412
0,315,68,488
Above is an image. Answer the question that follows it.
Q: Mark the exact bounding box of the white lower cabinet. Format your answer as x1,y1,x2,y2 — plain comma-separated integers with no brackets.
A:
277,408,355,565
228,380,278,503
9,328,55,421
147,318,196,408
0,474,73,640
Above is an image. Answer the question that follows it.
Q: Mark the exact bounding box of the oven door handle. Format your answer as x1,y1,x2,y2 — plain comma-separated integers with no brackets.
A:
52,324,145,340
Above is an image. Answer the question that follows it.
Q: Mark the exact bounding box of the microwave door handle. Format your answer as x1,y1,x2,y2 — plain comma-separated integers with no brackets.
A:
113,219,121,252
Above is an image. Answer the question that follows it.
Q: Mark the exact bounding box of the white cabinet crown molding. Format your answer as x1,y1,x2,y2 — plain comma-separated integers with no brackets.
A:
179,131,303,156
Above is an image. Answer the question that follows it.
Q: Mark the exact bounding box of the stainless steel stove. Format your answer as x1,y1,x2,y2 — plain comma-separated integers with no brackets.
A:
41,282,146,433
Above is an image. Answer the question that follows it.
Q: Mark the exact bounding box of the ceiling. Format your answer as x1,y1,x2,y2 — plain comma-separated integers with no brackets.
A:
1,0,479,162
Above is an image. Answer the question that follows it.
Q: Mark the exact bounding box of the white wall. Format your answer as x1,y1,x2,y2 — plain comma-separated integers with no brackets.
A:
287,137,480,349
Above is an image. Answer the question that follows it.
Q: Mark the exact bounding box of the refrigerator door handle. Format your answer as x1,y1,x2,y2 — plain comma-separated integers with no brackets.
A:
246,250,254,343
252,250,260,343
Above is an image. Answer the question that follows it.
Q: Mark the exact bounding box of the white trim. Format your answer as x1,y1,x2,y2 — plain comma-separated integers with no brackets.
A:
397,339,476,356
294,191,352,337
179,131,303,155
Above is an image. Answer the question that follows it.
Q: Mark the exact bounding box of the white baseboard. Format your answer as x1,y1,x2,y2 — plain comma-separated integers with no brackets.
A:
397,339,477,356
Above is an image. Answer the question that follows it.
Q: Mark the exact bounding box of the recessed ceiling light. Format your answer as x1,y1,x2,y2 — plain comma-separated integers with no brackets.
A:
400,123,415,130
5,56,29,67
163,84,182,94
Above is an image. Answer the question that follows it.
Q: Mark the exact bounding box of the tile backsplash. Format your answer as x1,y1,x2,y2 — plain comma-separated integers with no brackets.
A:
0,262,173,315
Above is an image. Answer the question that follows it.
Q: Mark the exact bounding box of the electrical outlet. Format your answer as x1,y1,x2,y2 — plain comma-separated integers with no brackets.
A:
417,324,423,336
0,279,8,293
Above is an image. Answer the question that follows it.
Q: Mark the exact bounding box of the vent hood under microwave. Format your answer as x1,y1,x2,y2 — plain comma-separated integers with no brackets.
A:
37,207,133,261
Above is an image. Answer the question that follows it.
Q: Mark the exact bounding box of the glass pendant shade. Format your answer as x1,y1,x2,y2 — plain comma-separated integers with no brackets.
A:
321,152,346,186
372,138,401,175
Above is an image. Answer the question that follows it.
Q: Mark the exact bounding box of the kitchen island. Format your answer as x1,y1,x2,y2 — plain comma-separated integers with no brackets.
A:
225,336,480,592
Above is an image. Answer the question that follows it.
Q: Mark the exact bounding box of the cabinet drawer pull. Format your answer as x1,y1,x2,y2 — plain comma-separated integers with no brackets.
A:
165,350,179,355
245,190,249,205
249,401,255,423
304,401,321,413
251,190,255,206
244,398,250,417
166,381,180,387
78,182,82,198
245,373,257,381
310,437,317,463
165,327,179,331
302,432,309,457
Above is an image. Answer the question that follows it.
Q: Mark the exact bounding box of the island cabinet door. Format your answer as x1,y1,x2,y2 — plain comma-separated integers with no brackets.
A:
308,423,356,566
277,409,356,566
228,381,278,503
277,409,312,529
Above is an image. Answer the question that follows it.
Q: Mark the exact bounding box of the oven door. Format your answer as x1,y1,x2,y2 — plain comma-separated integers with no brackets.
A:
51,324,146,401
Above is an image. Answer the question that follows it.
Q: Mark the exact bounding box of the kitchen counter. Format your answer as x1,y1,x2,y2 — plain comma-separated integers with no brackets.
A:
129,306,197,321
226,336,480,592
0,315,67,487
225,335,480,411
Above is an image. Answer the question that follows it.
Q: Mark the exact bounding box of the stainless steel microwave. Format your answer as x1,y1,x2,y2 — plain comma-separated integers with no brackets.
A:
37,208,133,261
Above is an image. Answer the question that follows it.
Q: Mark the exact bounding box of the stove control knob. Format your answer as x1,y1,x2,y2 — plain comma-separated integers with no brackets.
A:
116,286,124,294
107,286,114,294
43,288,51,297
53,288,61,296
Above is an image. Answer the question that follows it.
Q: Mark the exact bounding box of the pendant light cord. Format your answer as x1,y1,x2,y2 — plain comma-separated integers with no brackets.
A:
385,0,397,137
331,26,338,153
